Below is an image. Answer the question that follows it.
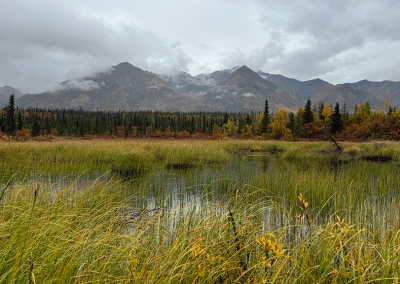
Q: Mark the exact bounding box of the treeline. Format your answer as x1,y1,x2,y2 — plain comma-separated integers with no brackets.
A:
1,94,400,141
0,94,258,139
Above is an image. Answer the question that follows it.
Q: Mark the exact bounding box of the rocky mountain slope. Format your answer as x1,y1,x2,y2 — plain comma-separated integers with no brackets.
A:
347,80,400,107
16,62,203,111
257,71,384,110
203,66,303,112
159,66,239,94
310,84,382,110
257,72,330,100
8,62,400,112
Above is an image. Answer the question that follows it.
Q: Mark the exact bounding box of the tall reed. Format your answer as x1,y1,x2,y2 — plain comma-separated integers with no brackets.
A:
1,173,400,283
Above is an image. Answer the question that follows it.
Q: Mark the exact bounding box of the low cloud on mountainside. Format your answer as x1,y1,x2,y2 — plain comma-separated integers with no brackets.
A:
0,1,192,93
58,80,105,92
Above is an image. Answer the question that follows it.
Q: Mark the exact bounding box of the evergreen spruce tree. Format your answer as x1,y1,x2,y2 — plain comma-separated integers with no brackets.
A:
223,112,228,124
161,116,166,132
189,116,196,134
330,102,344,134
44,117,51,135
0,115,4,133
94,116,100,135
17,111,24,131
209,116,214,135
124,121,130,138
261,99,270,134
114,122,118,136
303,98,314,124
136,121,141,138
171,117,177,133
202,115,206,133
341,102,349,122
154,111,159,132
32,116,41,137
287,112,295,133
246,114,251,125
79,118,86,137
128,121,133,136
317,101,324,119
6,94,16,135
237,118,244,134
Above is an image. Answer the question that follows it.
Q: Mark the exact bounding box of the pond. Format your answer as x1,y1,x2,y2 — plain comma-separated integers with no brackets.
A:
5,151,400,235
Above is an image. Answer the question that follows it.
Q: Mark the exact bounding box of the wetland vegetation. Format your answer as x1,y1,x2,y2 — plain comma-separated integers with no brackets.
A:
1,139,400,283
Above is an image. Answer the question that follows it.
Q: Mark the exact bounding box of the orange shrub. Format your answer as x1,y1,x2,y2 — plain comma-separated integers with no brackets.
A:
15,128,31,140
175,131,193,139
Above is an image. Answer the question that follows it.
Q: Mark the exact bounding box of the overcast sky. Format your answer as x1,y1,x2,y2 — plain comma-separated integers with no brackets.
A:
1,0,400,93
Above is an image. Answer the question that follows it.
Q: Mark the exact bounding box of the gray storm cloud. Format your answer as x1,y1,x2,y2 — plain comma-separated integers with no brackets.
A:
0,0,400,93
246,0,400,82
0,1,192,93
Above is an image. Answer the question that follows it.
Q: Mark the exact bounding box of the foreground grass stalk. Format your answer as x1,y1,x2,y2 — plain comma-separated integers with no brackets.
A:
0,177,399,283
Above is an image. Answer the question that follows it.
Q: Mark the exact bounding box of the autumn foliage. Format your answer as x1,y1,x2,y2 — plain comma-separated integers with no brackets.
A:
1,94,399,142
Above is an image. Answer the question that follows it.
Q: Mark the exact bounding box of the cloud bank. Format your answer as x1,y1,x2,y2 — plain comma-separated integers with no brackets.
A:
0,0,399,93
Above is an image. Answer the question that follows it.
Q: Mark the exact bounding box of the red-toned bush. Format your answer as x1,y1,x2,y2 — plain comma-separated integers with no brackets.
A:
208,133,224,140
175,131,193,139
241,131,253,139
50,129,59,136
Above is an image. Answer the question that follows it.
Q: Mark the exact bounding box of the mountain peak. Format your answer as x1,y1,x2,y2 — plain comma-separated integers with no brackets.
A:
114,62,143,73
231,65,258,78
236,65,252,72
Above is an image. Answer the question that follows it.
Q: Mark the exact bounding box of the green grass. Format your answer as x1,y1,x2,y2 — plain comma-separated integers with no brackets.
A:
1,174,400,283
2,139,400,282
2,139,400,176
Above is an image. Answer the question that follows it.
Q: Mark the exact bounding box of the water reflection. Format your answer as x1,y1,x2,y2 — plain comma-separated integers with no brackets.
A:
2,153,400,233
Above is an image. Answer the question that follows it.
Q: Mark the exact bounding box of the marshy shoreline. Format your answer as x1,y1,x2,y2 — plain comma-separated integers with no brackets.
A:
1,139,400,283
0,138,399,173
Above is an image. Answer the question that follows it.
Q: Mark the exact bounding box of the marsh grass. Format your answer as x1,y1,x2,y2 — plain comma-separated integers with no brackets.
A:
2,139,400,282
2,140,400,176
1,173,400,283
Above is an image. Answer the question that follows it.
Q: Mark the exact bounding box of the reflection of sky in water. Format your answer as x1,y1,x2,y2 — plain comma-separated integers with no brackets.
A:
3,153,400,233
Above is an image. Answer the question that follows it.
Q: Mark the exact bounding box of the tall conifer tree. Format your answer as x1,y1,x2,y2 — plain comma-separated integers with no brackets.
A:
330,102,344,134
17,111,24,131
32,116,41,136
261,99,270,134
303,98,314,124
6,94,16,135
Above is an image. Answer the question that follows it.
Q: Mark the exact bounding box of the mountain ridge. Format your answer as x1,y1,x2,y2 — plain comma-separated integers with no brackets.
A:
203,65,304,112
5,62,398,112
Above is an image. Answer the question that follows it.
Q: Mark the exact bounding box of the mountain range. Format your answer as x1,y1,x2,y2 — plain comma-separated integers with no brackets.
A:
3,62,399,112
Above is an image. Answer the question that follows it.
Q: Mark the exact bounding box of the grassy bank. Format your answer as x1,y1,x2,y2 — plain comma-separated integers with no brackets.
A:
0,140,231,175
1,139,400,176
1,177,400,283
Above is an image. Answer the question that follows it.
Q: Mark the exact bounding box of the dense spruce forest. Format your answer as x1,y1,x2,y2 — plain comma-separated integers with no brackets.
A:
1,94,400,141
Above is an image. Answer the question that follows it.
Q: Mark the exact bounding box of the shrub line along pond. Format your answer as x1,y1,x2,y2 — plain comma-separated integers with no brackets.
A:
1,139,400,283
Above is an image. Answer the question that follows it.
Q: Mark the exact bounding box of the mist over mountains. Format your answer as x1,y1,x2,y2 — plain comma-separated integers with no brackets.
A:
0,86,23,106
3,62,398,112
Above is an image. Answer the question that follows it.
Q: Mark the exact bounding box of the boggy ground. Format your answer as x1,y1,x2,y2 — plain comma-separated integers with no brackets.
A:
2,169,400,283
0,139,399,175
1,139,400,283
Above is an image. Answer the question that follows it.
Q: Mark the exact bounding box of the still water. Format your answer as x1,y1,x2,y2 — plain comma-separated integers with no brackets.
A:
6,153,400,234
